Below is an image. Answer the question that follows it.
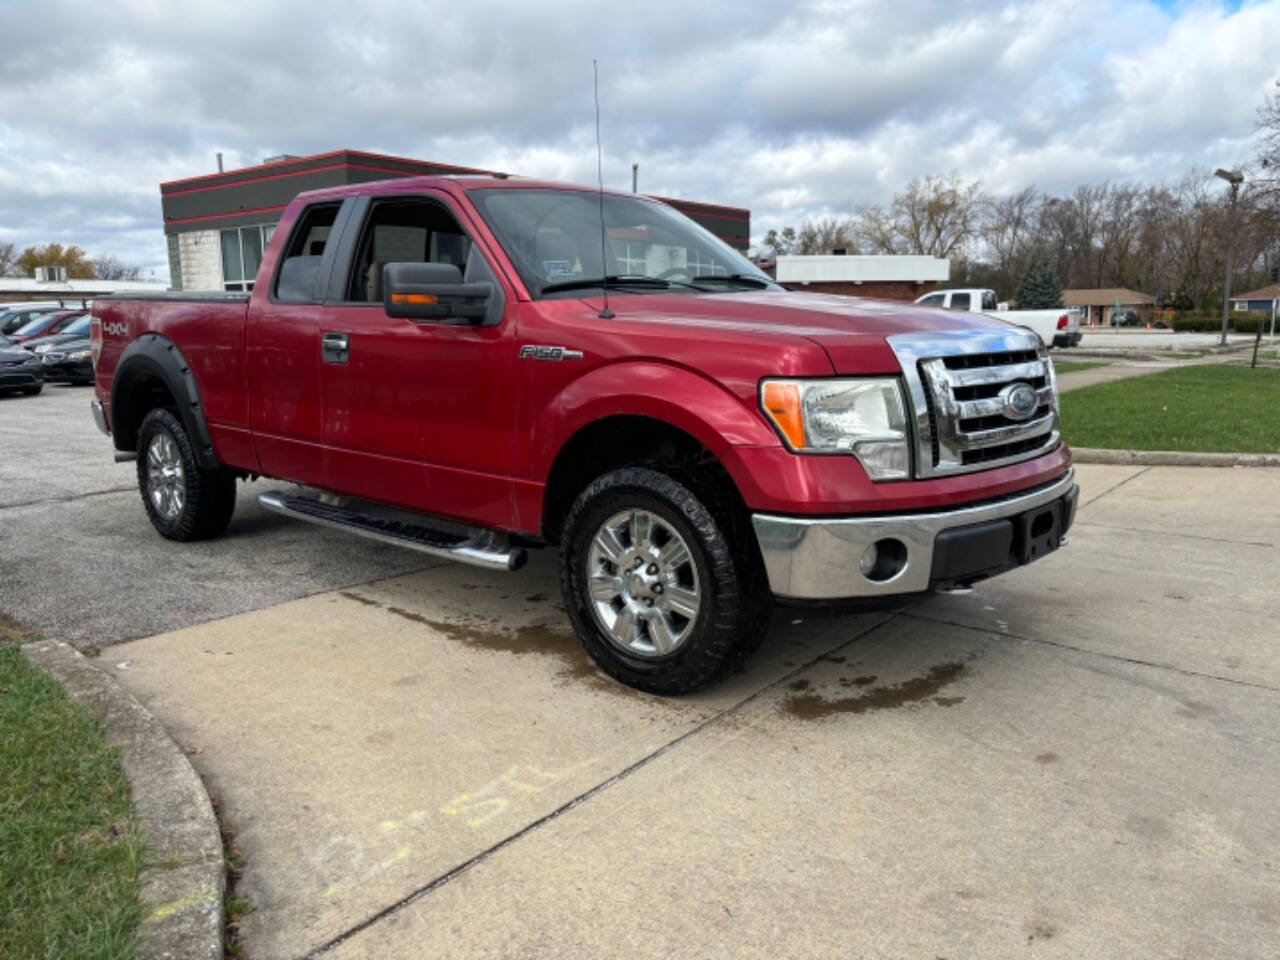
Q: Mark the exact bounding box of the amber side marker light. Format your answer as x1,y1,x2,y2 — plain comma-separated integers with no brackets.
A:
761,381,806,449
391,293,438,305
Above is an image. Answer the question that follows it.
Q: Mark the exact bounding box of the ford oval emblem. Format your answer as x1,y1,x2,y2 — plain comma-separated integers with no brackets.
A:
1000,382,1039,421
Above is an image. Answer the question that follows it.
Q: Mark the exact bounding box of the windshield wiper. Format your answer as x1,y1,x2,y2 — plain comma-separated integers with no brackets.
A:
687,274,772,289
540,275,671,294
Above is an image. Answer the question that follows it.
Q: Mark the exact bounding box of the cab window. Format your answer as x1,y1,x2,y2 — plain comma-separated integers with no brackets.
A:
919,293,945,307
345,198,473,303
273,202,341,302
949,292,971,310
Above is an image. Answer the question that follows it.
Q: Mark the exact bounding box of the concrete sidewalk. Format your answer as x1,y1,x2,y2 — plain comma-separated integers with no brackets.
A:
104,464,1280,959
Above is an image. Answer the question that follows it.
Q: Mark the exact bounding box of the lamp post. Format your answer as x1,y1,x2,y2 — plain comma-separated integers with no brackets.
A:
1215,168,1244,347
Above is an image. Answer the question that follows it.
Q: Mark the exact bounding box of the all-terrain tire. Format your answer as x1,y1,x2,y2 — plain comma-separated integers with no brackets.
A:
136,407,236,541
560,466,771,695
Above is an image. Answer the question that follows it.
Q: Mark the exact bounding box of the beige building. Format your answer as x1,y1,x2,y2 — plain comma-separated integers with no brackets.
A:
1062,288,1156,326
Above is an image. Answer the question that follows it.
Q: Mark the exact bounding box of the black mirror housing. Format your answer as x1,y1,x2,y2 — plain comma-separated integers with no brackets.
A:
383,262,490,322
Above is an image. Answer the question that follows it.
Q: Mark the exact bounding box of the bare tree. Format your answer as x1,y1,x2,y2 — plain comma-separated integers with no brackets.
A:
92,253,143,281
0,241,20,277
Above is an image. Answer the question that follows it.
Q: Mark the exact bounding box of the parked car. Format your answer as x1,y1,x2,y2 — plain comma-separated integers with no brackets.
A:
0,333,44,396
92,176,1076,694
1110,308,1141,327
25,313,92,354
0,304,70,337
10,309,87,344
914,288,1082,348
40,335,94,385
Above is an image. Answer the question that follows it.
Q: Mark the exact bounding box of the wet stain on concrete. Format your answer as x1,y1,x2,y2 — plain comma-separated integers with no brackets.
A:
1026,921,1056,943
1034,752,1059,765
1175,699,1216,719
782,663,966,720
368,602,640,697
525,593,548,603
954,888,983,900
826,655,846,664
933,696,965,707
788,679,811,692
1124,813,1171,842
339,591,381,607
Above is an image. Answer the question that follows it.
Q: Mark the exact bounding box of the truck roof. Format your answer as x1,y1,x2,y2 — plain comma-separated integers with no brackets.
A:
289,174,749,217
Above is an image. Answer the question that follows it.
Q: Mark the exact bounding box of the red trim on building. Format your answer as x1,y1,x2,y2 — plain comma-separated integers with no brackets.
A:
165,203,290,227
161,149,498,191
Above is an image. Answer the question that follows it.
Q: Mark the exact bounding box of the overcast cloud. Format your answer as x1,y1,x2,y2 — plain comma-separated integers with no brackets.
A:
0,0,1276,280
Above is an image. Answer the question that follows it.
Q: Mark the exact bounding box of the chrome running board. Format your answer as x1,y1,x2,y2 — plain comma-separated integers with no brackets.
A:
257,491,527,572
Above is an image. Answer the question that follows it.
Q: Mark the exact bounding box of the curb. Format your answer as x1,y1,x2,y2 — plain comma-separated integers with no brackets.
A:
1071,448,1280,468
22,640,224,960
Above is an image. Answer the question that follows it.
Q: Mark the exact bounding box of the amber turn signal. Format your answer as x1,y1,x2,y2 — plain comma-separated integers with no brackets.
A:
761,381,805,450
390,293,438,305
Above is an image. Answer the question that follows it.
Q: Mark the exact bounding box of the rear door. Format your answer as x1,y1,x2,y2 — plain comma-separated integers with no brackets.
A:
317,190,517,528
245,199,350,483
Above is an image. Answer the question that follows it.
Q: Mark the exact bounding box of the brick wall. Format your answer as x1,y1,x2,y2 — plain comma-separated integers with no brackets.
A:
786,280,939,302
175,230,223,292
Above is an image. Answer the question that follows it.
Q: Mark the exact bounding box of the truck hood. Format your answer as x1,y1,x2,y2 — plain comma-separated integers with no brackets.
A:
590,289,1020,373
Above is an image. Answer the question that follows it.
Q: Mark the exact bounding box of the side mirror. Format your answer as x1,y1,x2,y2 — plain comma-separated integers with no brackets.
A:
383,262,490,323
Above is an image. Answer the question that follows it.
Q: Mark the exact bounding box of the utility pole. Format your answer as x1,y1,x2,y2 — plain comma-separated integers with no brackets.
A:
631,163,638,193
1215,168,1243,347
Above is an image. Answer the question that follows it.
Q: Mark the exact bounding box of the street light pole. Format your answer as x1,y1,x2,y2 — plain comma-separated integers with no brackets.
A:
1215,168,1244,347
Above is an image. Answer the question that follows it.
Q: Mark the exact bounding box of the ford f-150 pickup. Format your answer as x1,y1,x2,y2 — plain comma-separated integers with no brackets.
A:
91,175,1077,693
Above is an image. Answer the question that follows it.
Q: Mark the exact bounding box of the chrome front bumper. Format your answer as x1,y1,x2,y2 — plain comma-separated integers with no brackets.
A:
90,398,110,435
752,469,1077,600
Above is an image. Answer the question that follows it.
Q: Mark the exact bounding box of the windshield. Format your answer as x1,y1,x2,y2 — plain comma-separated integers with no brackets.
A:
468,188,774,298
61,314,91,336
13,314,57,337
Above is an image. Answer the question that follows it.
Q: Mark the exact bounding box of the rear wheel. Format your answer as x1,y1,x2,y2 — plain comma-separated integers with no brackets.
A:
560,466,771,694
136,408,236,541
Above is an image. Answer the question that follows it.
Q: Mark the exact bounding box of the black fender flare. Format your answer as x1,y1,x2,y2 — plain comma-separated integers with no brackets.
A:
110,334,220,469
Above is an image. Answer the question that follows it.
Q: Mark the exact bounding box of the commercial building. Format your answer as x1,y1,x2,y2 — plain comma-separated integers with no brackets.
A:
0,267,167,305
160,149,751,292
772,254,949,301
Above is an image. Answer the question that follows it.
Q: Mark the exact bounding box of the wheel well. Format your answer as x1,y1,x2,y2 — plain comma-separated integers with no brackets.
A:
115,374,177,453
541,416,743,543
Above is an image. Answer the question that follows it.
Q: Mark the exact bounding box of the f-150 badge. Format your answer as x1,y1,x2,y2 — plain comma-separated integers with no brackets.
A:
519,345,583,362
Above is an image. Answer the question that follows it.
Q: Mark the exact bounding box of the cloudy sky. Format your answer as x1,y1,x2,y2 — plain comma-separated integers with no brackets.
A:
1,0,1276,280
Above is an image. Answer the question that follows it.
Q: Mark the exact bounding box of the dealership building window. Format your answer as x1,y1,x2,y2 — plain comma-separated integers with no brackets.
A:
220,224,276,291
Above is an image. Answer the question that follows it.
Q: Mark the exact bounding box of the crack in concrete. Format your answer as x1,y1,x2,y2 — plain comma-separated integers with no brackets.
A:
1072,520,1273,549
1076,465,1152,509
0,485,136,511
901,609,1280,696
302,610,905,959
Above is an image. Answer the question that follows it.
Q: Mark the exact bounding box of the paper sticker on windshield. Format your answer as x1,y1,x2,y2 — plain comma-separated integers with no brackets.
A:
543,260,573,278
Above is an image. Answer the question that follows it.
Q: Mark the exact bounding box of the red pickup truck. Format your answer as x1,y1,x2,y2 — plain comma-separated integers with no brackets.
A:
91,175,1076,693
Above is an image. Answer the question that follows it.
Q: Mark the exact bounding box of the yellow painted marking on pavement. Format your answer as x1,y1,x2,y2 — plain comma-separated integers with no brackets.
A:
143,887,219,924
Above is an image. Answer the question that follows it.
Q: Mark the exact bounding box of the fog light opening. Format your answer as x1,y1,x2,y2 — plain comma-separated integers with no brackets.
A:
860,538,908,583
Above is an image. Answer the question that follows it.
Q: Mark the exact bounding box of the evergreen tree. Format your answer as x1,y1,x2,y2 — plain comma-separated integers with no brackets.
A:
1014,260,1062,309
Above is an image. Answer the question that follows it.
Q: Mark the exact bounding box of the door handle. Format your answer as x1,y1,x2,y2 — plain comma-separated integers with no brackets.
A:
322,332,349,364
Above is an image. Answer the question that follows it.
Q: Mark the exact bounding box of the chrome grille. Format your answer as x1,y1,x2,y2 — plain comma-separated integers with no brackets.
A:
890,330,1060,478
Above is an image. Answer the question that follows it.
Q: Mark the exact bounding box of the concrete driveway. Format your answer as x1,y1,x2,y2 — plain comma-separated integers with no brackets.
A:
5,387,1279,959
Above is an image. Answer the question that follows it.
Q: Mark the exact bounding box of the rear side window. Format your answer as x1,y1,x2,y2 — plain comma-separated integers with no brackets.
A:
950,292,971,310
982,291,997,311
919,294,945,307
274,202,341,302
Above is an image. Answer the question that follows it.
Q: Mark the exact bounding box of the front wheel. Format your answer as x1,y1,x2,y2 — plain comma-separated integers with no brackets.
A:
560,466,770,694
136,408,237,541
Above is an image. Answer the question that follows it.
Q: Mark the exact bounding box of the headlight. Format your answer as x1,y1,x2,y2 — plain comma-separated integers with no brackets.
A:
33,343,52,353
66,349,91,360
760,377,911,480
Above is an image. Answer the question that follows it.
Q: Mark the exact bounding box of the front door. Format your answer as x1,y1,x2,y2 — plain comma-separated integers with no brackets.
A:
318,192,517,530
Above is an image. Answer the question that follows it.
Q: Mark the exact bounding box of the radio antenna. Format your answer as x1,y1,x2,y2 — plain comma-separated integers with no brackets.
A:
593,59,614,319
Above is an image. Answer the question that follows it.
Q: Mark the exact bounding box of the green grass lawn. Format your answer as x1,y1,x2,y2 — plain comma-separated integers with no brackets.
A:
1051,360,1110,375
1061,365,1280,452
0,615,143,959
